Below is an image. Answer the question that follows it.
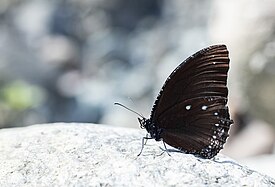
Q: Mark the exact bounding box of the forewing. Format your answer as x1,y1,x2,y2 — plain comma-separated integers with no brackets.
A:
150,45,233,158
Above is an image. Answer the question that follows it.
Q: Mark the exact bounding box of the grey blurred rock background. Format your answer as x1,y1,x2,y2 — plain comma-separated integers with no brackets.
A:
0,0,222,128
0,0,275,171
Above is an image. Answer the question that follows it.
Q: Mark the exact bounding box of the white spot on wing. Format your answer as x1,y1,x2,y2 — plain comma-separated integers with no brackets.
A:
201,105,207,110
185,105,192,110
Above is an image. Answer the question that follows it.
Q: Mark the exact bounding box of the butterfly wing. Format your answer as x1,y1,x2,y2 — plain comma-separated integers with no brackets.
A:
150,45,233,158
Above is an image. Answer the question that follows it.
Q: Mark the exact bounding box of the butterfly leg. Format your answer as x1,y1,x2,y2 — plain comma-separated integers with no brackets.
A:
137,134,153,156
162,141,171,156
144,133,149,145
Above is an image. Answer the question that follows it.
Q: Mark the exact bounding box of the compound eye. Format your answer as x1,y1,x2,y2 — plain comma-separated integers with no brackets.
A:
138,118,146,129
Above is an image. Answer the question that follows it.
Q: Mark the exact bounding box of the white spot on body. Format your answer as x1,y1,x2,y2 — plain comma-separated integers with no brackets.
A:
215,123,219,127
185,105,192,110
214,112,218,116
213,62,216,65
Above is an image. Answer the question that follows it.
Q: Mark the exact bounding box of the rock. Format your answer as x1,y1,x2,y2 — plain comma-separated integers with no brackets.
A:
0,123,274,186
239,154,275,179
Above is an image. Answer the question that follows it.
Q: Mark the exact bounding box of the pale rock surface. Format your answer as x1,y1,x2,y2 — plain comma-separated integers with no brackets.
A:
0,123,274,186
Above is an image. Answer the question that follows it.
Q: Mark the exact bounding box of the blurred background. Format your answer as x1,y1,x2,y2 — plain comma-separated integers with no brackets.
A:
0,0,275,178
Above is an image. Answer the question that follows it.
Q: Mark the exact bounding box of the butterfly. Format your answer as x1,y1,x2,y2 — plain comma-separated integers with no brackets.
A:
116,45,233,159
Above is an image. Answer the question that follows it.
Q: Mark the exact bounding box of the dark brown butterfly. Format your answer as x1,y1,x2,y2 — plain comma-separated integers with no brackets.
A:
116,45,233,159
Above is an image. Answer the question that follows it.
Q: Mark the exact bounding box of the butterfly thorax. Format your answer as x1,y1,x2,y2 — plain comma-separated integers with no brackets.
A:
138,117,163,141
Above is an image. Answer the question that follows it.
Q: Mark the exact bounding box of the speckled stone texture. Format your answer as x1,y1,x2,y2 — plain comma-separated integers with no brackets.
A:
0,123,274,186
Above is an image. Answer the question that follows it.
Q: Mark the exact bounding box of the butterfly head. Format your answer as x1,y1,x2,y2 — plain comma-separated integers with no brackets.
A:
138,117,147,129
138,117,163,141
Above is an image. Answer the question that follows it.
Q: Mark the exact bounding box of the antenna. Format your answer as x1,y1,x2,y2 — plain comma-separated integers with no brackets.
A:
114,102,144,118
